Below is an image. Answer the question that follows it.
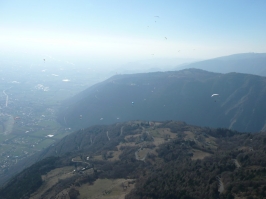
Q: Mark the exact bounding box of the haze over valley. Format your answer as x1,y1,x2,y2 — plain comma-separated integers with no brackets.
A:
0,53,113,180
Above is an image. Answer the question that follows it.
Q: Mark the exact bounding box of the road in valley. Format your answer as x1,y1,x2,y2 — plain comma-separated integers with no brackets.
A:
2,87,12,107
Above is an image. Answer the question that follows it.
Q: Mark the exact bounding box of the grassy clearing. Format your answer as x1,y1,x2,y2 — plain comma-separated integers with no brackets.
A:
31,166,75,199
184,131,195,140
11,146,29,156
149,130,161,138
37,119,61,128
12,125,31,134
78,178,135,199
54,132,69,139
191,149,211,160
124,133,142,140
152,137,165,146
72,156,82,162
109,150,122,161
35,139,55,150
136,148,151,160
0,134,15,142
92,155,103,161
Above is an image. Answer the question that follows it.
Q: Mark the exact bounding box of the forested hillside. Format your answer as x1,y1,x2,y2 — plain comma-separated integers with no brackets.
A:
58,68,266,132
1,121,266,199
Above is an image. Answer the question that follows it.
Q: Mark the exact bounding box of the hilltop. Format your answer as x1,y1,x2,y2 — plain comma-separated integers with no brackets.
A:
177,53,266,76
57,68,266,132
1,121,266,199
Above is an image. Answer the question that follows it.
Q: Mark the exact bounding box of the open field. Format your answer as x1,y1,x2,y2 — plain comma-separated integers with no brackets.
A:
78,178,135,199
31,166,75,199
191,149,212,160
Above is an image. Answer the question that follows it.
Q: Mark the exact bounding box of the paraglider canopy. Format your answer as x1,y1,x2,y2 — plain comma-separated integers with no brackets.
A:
211,94,219,97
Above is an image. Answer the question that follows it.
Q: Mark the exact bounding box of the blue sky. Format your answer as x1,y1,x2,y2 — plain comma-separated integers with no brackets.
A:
1,0,266,69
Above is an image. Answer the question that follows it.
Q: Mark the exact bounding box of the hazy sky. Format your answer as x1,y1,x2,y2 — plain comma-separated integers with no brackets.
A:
1,0,266,69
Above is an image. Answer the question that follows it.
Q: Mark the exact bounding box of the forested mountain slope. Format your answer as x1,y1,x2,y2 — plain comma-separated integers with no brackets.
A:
58,69,266,132
1,121,266,199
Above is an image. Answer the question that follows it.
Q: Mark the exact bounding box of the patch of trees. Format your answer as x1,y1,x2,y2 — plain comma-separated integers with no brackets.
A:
157,140,191,162
123,123,141,131
97,160,145,179
126,132,154,144
69,188,80,199
122,124,143,136
159,121,188,133
119,146,139,161
40,175,80,199
126,130,266,199
220,169,266,198
126,158,218,199
93,146,145,179
75,173,97,186
126,153,238,199
213,128,241,138
39,172,97,198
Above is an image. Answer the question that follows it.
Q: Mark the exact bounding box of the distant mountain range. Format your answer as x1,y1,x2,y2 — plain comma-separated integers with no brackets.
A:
57,68,266,132
177,53,266,76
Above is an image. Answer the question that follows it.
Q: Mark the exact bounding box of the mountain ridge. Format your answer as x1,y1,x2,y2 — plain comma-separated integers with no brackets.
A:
58,68,266,132
176,53,266,76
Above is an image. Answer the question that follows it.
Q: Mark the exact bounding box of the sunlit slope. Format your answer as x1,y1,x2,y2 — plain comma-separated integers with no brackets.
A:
177,53,266,76
58,69,266,132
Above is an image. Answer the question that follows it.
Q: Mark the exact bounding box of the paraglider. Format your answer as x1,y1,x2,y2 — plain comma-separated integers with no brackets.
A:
211,94,219,102
211,94,219,97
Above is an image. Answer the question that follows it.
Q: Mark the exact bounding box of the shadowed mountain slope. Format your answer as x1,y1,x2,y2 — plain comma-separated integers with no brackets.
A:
58,69,266,132
177,53,266,76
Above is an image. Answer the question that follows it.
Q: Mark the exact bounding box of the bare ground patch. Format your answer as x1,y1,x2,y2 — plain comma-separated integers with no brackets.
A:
184,131,195,140
152,137,165,146
135,148,152,161
117,142,137,150
124,133,142,140
191,149,211,160
93,155,103,161
107,150,122,161
158,128,177,138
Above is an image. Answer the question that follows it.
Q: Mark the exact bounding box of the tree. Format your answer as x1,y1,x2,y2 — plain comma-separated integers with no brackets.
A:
68,188,80,199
